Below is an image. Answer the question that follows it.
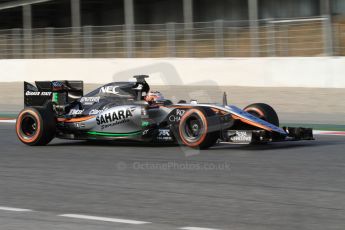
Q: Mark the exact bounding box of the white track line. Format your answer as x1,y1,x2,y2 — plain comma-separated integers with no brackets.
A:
313,130,345,136
0,119,16,123
59,214,151,225
180,227,222,230
0,206,33,212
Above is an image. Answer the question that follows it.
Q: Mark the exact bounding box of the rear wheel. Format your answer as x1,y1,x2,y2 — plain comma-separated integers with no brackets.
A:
244,103,279,126
16,106,56,146
178,108,219,149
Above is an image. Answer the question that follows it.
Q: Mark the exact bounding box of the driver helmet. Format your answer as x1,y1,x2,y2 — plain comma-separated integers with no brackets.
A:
145,91,164,103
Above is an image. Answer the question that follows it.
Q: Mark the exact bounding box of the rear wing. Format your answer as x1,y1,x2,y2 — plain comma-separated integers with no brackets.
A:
24,81,83,107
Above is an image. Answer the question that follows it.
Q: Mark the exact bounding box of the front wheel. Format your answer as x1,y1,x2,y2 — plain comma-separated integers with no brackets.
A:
178,108,219,149
244,103,279,127
16,106,56,146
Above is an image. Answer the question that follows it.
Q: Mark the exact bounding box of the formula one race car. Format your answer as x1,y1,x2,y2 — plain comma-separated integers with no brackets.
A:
16,75,314,149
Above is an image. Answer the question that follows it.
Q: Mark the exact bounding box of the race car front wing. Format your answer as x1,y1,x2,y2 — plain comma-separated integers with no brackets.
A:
222,127,314,144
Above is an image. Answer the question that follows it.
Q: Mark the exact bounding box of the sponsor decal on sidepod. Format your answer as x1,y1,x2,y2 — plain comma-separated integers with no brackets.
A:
68,109,84,115
96,107,136,130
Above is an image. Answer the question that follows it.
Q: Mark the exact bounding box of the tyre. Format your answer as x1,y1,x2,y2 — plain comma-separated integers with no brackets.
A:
16,105,56,146
178,108,219,149
244,103,279,126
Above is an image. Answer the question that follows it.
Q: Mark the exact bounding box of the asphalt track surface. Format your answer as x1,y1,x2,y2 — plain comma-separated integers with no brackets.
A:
1,123,345,230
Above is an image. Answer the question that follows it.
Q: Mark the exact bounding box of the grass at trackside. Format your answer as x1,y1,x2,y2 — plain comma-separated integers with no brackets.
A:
0,113,344,131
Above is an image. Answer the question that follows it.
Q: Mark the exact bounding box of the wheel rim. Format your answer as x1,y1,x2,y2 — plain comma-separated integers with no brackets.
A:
20,114,38,138
182,114,204,142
